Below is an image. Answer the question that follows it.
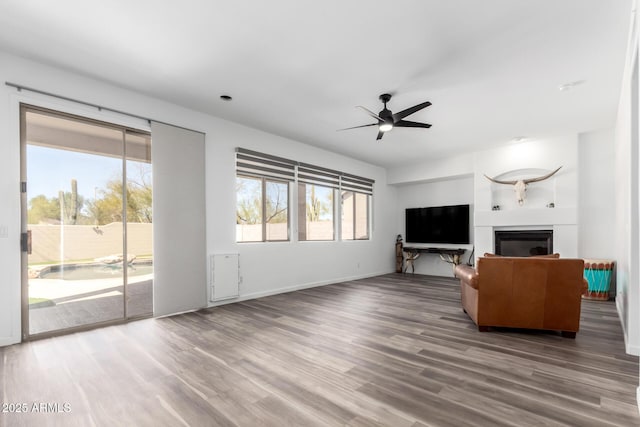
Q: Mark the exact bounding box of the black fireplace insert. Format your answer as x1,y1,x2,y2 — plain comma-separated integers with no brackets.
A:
494,230,553,257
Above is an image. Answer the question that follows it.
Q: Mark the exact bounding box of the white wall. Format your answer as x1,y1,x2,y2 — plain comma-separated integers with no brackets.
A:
394,177,474,277
576,128,618,295
613,3,640,410
0,51,397,346
388,153,474,185
613,1,640,361
578,129,616,259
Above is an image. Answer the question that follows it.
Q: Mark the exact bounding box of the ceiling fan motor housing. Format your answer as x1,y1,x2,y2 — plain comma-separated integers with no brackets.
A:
379,109,393,122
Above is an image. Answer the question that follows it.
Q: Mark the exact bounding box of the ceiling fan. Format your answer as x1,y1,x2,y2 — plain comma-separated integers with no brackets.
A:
340,93,432,141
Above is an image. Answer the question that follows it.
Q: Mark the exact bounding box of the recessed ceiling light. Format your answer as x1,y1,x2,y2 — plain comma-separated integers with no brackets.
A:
510,136,527,143
558,80,585,91
220,95,232,101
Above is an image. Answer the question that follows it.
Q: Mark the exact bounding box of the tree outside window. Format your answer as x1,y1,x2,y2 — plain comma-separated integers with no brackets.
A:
27,165,153,226
298,183,334,241
236,176,289,242
265,180,288,240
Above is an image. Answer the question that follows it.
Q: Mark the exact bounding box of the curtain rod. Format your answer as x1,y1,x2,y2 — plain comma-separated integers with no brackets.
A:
5,81,206,135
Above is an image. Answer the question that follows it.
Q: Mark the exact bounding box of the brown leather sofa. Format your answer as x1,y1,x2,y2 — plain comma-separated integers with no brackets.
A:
455,256,586,338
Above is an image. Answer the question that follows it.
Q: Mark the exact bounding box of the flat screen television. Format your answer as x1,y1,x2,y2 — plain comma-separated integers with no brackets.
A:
405,204,470,244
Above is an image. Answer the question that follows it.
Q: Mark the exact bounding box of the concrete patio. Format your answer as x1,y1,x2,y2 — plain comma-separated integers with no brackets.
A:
28,273,152,335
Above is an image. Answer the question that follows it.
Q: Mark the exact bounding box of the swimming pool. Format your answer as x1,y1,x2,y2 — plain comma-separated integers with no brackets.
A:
38,261,153,281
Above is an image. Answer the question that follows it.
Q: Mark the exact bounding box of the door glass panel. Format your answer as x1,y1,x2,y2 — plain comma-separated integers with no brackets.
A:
124,131,153,318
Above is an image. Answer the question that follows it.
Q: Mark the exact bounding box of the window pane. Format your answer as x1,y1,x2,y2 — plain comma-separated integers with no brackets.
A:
265,180,288,241
355,193,370,240
300,184,334,241
341,191,354,240
236,176,263,242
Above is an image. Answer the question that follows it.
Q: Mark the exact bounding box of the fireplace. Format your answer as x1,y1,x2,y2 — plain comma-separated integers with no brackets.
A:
494,230,553,257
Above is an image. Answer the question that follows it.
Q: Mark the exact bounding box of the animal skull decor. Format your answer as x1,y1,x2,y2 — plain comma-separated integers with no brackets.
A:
484,166,562,206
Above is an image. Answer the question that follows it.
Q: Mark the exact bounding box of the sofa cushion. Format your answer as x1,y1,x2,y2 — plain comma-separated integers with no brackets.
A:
483,252,560,258
533,253,560,258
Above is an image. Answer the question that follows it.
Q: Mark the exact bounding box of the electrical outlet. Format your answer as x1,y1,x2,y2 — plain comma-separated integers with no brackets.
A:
0,225,7,238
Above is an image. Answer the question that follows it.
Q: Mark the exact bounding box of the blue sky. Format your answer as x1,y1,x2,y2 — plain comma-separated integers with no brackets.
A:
27,145,121,200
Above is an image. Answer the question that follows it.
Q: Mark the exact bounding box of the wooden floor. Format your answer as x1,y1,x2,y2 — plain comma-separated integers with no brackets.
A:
1,273,639,426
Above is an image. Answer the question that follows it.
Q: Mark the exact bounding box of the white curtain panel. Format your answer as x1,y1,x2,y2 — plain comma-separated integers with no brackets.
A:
151,122,206,316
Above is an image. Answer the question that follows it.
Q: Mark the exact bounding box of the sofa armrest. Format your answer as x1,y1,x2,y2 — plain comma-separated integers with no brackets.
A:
455,265,479,289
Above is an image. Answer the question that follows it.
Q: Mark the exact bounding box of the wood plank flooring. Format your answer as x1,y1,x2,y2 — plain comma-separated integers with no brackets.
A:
1,273,638,426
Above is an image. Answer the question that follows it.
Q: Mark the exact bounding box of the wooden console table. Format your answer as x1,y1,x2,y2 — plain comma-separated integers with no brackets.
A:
402,246,466,274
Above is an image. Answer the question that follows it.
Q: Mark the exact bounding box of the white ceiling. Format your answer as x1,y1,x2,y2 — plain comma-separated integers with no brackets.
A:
0,1,632,168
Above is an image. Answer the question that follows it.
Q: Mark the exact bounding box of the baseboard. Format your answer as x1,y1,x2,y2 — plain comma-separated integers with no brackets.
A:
637,386,640,414
615,294,640,355
0,336,20,347
616,293,628,345
207,270,391,308
155,307,203,319
628,342,640,355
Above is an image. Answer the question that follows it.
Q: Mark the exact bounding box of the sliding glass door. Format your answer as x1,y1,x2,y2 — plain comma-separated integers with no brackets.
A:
21,105,153,338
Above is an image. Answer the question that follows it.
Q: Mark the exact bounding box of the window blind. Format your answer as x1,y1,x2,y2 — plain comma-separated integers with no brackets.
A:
236,148,296,181
297,162,341,189
341,173,374,195
235,147,375,192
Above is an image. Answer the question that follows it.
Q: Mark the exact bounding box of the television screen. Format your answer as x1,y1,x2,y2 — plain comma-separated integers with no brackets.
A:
405,204,470,244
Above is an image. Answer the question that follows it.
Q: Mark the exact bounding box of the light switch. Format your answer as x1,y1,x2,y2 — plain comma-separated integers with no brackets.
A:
0,225,7,238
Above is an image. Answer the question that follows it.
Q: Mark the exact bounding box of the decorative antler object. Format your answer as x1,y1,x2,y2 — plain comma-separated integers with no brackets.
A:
404,250,420,274
484,166,562,206
440,253,462,276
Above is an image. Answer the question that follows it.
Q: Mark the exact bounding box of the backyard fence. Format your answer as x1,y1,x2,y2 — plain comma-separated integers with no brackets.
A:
28,222,152,264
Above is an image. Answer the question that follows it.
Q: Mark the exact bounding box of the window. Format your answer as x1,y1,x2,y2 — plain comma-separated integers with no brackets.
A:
297,163,340,241
342,191,370,240
265,179,289,240
340,173,374,240
236,149,295,242
298,183,335,241
236,176,289,242
236,148,374,243
236,176,263,242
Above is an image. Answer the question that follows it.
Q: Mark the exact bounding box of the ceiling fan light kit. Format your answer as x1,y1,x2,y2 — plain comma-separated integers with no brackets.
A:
379,122,393,132
340,93,432,141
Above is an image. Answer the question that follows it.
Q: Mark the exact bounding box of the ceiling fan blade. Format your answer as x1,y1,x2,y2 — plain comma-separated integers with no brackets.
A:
357,106,384,121
337,123,378,131
394,120,432,128
393,101,431,121
376,130,384,141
